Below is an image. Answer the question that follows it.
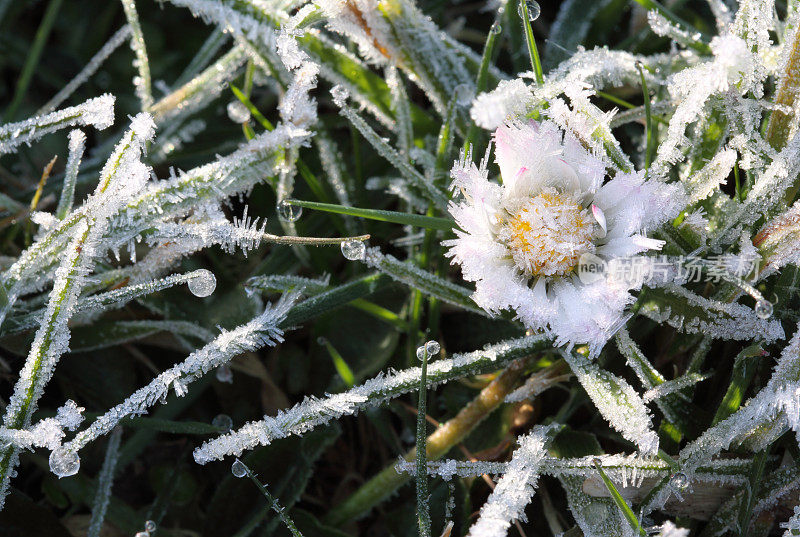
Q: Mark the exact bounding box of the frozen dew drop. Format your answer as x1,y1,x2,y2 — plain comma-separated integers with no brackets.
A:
227,100,250,123
49,447,80,478
454,84,475,107
415,345,427,362
216,364,233,383
212,414,233,432
591,457,603,467
188,269,216,297
517,0,540,21
277,199,302,223
424,340,440,357
144,520,157,532
670,472,690,490
755,299,773,319
231,459,247,478
341,239,366,261
491,21,502,35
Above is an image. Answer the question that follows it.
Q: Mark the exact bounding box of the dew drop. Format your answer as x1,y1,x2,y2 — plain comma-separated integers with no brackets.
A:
232,459,247,478
277,199,302,222
491,21,502,35
212,414,233,432
341,239,366,260
227,100,250,123
49,447,80,478
188,269,216,297
317,336,328,346
591,457,603,467
216,364,233,383
755,299,773,319
145,520,157,532
518,0,540,21
425,340,440,357
670,472,689,490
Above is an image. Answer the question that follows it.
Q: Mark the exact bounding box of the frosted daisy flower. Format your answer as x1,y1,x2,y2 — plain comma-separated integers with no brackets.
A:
445,120,685,352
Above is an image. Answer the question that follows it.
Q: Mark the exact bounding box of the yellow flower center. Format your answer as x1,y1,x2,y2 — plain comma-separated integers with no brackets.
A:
501,191,595,277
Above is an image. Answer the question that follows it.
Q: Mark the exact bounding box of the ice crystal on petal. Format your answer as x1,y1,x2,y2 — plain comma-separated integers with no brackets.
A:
470,79,535,130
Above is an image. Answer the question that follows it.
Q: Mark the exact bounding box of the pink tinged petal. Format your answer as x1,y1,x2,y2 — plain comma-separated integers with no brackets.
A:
592,204,607,238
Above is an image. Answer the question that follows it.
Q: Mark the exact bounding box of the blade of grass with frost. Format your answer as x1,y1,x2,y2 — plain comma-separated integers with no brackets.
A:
279,273,391,327
313,0,474,116
415,345,431,537
63,291,300,454
115,124,305,231
87,428,122,537
631,0,709,46
0,113,154,328
0,220,95,506
361,247,483,315
615,329,692,431
120,0,153,111
285,200,453,231
466,425,558,537
710,131,800,249
702,465,800,537
386,66,413,156
314,133,357,231
166,0,399,128
38,26,132,115
2,271,213,336
150,46,247,125
563,350,660,455
679,326,800,473
592,459,647,537
246,274,331,295
0,94,114,154
638,285,784,343
338,104,449,209
237,460,303,537
193,334,551,464
55,130,86,219
0,114,153,503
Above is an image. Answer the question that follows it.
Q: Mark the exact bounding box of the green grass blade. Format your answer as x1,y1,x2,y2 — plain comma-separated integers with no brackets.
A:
415,344,431,537
319,337,355,388
637,62,655,168
519,0,544,85
592,459,647,536
285,199,454,231
3,0,63,121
